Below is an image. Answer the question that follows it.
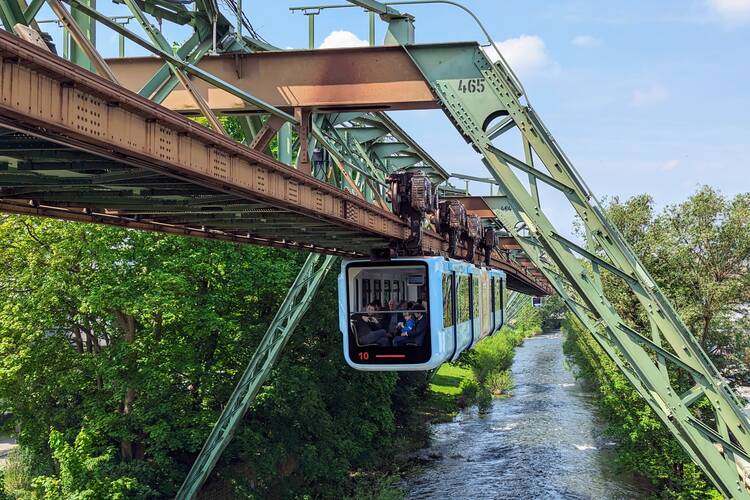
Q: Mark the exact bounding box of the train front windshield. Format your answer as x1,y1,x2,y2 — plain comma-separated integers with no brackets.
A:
345,261,431,365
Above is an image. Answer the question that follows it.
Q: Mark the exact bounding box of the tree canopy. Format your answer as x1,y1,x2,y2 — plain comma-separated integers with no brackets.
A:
0,215,420,498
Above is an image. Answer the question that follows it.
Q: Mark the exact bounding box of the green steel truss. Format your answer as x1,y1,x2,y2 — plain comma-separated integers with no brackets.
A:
505,291,529,325
403,42,750,498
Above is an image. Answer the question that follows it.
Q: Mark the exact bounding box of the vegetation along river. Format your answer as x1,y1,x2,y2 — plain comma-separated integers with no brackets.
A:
404,331,648,499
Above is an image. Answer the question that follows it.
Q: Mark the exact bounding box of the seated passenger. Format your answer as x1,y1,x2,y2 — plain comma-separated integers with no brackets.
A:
362,302,386,330
355,303,390,346
385,298,400,334
399,312,416,335
392,304,428,347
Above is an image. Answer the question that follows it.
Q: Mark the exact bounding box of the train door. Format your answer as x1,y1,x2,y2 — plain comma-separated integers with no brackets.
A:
455,273,471,355
491,274,504,333
442,271,459,361
470,274,480,347
479,271,491,339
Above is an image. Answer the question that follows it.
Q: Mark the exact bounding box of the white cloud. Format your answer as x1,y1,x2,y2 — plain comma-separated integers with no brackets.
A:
484,35,550,78
319,30,368,49
661,159,680,171
707,0,750,23
631,84,670,107
572,35,601,47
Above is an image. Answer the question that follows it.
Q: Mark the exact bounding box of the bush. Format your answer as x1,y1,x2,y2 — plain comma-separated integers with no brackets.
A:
2,447,41,497
470,335,514,385
485,370,512,396
476,388,493,414
0,469,8,500
29,429,138,499
457,379,479,408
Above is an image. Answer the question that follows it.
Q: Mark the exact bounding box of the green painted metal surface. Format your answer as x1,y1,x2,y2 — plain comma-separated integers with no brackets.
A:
70,0,95,69
404,41,750,498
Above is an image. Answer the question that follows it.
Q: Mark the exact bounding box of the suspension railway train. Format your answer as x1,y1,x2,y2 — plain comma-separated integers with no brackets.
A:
338,257,507,371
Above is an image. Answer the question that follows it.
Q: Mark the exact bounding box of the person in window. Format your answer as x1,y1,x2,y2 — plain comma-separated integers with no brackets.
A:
392,304,427,347
355,303,390,346
385,298,400,334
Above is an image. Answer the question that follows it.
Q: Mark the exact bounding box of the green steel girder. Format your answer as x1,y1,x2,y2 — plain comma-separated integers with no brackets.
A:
405,42,750,497
487,194,714,481
370,141,411,157
384,154,421,170
138,32,203,99
342,126,389,144
0,0,26,29
505,291,530,324
63,0,297,123
23,0,44,24
364,112,450,180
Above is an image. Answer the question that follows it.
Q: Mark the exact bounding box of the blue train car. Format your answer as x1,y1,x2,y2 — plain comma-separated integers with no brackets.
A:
338,257,506,371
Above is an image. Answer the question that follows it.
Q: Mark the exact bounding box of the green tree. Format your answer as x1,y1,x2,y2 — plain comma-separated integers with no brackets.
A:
31,428,138,499
604,187,750,382
0,214,421,498
565,186,749,497
538,294,565,331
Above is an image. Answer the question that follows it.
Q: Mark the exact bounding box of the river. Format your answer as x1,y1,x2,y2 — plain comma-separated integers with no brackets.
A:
404,331,648,499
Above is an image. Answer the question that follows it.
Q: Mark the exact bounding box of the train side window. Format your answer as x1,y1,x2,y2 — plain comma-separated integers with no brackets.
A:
393,280,400,301
384,280,391,302
457,275,470,323
481,275,491,335
490,278,496,315
472,276,480,320
374,280,381,304
363,279,371,306
442,273,454,328
495,279,503,312
490,277,496,331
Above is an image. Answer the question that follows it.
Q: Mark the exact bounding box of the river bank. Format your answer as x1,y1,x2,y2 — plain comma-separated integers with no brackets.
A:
402,331,648,499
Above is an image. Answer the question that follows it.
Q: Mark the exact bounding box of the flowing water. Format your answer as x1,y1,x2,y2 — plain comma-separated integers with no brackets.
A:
404,331,648,499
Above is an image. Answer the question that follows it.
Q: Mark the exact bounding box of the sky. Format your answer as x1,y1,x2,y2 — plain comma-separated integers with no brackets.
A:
32,0,750,236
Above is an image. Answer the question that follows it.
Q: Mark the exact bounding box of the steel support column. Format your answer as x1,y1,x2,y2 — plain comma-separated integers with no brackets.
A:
69,0,94,69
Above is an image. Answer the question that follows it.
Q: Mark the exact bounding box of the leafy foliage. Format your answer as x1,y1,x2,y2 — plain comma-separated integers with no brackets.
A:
454,304,541,412
564,186,749,497
538,295,566,331
31,429,138,499
1,447,49,497
0,215,423,498
603,187,750,382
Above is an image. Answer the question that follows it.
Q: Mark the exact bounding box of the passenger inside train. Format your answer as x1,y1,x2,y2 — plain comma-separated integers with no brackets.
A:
392,304,427,347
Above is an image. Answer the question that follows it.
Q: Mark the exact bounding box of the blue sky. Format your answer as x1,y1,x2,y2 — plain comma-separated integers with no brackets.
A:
34,0,750,234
